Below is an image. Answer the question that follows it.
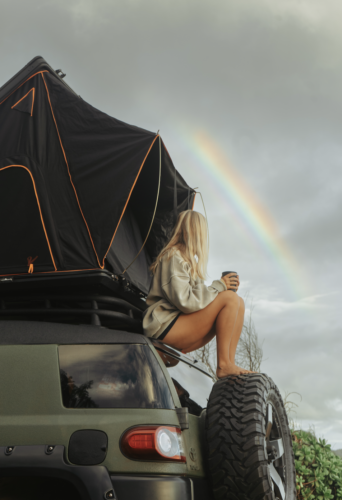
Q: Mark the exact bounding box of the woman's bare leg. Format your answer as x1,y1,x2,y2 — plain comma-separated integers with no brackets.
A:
161,291,251,376
228,297,245,364
183,298,245,364
182,326,216,353
214,294,250,377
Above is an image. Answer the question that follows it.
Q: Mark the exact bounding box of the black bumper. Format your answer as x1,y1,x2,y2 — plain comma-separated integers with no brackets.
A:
0,445,212,500
111,475,212,500
0,445,114,500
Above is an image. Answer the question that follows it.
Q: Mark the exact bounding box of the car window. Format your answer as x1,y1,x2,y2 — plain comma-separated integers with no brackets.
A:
58,344,174,409
155,349,214,416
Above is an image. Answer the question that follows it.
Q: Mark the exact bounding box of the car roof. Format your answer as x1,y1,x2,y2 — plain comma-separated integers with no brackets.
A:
0,320,147,345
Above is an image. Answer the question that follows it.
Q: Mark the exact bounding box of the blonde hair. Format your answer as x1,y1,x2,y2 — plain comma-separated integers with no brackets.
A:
150,210,208,280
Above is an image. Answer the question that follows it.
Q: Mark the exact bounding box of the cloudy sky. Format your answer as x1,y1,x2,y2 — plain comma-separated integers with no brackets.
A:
1,0,342,447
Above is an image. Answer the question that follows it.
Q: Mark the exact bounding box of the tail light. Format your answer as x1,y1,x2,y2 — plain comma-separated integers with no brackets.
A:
121,425,186,462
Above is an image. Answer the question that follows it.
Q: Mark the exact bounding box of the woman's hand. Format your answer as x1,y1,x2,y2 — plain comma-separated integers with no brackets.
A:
220,273,240,292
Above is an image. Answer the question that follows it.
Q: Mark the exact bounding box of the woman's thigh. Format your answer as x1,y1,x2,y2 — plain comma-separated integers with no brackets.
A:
161,290,239,350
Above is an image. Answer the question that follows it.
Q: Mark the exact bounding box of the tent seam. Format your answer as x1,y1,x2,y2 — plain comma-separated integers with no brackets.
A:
0,165,57,271
102,134,160,267
41,72,102,269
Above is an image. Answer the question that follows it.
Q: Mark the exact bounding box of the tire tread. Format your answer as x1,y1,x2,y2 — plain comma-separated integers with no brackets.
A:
205,374,296,500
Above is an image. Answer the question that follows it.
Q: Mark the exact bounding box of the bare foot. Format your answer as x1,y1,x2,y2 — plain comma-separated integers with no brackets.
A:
235,364,255,374
216,362,255,378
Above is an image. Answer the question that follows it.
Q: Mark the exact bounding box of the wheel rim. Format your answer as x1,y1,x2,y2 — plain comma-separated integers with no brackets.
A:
265,403,286,500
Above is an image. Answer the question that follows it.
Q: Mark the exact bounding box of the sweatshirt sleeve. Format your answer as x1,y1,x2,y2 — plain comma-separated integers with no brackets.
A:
160,254,227,314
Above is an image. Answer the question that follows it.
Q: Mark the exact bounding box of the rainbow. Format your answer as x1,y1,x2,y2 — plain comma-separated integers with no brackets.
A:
181,130,309,299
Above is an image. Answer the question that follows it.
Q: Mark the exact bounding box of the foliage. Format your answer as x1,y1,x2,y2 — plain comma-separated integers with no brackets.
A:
292,429,342,500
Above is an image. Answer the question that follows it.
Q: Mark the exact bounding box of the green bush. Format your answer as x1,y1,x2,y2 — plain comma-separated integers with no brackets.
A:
292,430,342,500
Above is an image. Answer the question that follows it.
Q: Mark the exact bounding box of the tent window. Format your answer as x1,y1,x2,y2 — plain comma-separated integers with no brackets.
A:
11,88,35,116
0,166,55,274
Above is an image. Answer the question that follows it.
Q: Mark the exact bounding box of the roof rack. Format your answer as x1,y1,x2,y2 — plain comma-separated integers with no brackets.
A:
0,293,142,332
0,270,146,332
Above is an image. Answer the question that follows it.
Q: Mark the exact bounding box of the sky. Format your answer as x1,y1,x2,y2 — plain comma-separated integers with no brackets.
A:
1,0,341,447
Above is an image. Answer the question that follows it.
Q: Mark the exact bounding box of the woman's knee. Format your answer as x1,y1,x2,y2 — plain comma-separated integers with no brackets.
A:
219,290,240,308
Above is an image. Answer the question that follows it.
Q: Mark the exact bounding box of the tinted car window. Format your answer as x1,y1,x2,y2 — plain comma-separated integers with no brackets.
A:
59,344,174,409
155,349,214,416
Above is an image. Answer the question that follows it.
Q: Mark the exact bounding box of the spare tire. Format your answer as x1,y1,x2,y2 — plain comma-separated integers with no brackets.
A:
205,374,296,500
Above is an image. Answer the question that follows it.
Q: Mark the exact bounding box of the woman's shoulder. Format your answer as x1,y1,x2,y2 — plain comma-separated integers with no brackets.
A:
160,248,190,271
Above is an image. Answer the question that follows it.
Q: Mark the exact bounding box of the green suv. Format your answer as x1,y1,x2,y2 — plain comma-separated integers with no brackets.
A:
0,271,296,500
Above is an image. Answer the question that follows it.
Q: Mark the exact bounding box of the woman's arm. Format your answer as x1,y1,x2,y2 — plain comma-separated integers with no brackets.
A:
160,254,227,314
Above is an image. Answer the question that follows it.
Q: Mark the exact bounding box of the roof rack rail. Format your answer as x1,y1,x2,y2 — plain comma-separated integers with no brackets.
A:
0,294,143,332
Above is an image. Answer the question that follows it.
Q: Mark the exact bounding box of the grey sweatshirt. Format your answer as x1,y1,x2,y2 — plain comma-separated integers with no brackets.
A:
142,250,227,338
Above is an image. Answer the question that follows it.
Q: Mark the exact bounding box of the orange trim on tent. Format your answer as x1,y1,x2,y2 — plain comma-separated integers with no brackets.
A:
41,72,102,268
0,165,57,271
0,71,48,107
0,268,100,278
11,88,35,116
101,134,160,267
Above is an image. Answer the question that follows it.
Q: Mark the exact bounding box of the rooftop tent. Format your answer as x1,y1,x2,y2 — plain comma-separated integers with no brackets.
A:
0,56,195,294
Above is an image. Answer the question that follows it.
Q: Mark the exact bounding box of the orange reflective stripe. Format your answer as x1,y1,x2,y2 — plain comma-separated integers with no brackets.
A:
0,268,100,278
0,71,48,107
102,134,160,267
0,165,57,271
11,88,35,116
41,73,102,268
32,90,35,116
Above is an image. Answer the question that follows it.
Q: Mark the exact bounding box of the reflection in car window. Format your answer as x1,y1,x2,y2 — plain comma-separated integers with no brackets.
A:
59,344,174,409
156,350,214,416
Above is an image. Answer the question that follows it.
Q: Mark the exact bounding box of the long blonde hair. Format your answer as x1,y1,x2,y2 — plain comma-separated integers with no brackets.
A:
150,210,208,280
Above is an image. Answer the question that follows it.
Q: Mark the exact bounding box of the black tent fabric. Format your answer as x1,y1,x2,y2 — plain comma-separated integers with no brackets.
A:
0,56,195,294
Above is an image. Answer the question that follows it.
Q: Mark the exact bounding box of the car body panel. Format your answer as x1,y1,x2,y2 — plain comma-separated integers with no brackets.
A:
0,343,207,477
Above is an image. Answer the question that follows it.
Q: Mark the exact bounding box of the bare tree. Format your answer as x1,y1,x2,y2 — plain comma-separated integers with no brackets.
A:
195,299,264,377
283,391,302,416
235,303,263,372
282,391,302,429
195,338,217,380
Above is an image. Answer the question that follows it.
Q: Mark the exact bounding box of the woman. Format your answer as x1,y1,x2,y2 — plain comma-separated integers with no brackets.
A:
142,210,252,377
